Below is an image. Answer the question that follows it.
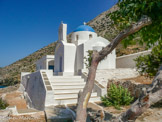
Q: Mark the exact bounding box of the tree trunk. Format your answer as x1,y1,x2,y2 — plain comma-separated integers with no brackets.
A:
76,51,99,122
76,16,152,122
111,65,162,122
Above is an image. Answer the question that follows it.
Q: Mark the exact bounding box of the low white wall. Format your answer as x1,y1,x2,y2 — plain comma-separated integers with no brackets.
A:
21,72,31,82
41,70,55,107
116,50,151,68
36,55,54,71
81,72,107,97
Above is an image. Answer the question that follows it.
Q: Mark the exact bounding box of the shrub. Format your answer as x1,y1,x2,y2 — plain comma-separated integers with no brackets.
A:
84,50,93,69
0,78,19,86
101,83,134,109
0,98,8,109
135,44,162,77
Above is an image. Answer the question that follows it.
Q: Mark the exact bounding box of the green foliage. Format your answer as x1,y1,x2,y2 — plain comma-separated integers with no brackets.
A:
110,0,162,48
135,44,162,77
0,98,8,110
101,83,134,109
109,0,162,77
84,50,93,69
0,78,19,86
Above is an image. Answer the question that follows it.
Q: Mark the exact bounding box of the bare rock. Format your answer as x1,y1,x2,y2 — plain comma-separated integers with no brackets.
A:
45,106,73,122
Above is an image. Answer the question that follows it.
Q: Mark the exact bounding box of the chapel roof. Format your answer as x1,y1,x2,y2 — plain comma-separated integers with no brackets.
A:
74,25,95,32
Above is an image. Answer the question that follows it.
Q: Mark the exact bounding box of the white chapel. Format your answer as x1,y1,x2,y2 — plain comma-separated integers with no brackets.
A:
37,22,116,76
20,22,149,110
21,22,117,109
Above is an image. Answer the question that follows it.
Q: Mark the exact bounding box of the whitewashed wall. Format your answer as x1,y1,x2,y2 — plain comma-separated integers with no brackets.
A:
76,44,84,73
63,42,76,73
36,55,54,71
54,42,64,73
21,71,46,110
21,70,54,110
83,36,116,70
71,31,97,45
116,50,151,68
54,41,76,75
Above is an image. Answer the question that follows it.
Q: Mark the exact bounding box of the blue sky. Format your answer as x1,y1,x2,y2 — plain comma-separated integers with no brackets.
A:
0,0,117,67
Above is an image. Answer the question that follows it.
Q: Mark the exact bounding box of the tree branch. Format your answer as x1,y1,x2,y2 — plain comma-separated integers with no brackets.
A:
97,16,152,62
76,16,152,122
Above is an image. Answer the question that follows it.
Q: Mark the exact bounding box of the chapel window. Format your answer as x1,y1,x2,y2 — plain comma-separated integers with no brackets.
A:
76,35,79,41
89,34,92,39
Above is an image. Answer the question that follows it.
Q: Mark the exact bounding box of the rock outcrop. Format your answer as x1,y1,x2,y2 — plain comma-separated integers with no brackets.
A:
108,79,150,100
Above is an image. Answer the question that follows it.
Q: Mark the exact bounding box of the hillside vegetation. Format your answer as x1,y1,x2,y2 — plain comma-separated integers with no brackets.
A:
0,6,146,85
0,43,56,85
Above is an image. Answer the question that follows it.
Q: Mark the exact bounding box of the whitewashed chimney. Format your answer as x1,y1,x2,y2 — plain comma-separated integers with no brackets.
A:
58,22,67,42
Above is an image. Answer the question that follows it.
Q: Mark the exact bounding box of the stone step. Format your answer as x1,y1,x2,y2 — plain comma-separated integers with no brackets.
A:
45,81,51,85
54,89,82,94
51,82,86,86
54,92,97,99
51,81,84,83
54,96,101,105
52,76,82,79
44,78,49,81
17,109,39,115
52,85,85,89
50,78,84,82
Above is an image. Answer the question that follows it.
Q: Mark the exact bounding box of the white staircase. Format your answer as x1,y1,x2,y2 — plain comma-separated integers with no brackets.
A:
49,76,100,105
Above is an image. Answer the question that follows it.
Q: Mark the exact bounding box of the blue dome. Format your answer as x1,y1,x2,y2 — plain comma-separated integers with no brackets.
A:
74,25,95,32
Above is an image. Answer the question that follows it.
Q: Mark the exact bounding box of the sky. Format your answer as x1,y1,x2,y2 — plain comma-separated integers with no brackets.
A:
0,0,117,67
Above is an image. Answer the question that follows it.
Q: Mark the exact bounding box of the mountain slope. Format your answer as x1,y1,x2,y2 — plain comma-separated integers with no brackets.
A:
0,42,56,85
0,5,145,85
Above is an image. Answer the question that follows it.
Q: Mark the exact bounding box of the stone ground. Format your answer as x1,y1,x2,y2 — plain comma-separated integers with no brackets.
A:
102,106,162,122
0,109,45,122
67,102,162,122
136,108,162,122
100,104,162,122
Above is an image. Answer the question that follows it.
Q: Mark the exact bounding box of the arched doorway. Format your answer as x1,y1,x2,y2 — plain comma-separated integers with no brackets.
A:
48,60,54,72
59,56,63,72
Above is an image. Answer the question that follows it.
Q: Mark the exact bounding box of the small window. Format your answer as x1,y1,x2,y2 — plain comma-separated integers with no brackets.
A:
76,35,79,41
89,34,92,39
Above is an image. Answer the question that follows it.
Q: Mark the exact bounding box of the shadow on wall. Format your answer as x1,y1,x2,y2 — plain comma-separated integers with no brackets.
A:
116,50,151,68
21,71,46,110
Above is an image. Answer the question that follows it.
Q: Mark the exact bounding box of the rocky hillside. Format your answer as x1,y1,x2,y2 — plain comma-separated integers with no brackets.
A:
87,5,146,56
0,5,145,85
0,42,57,85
